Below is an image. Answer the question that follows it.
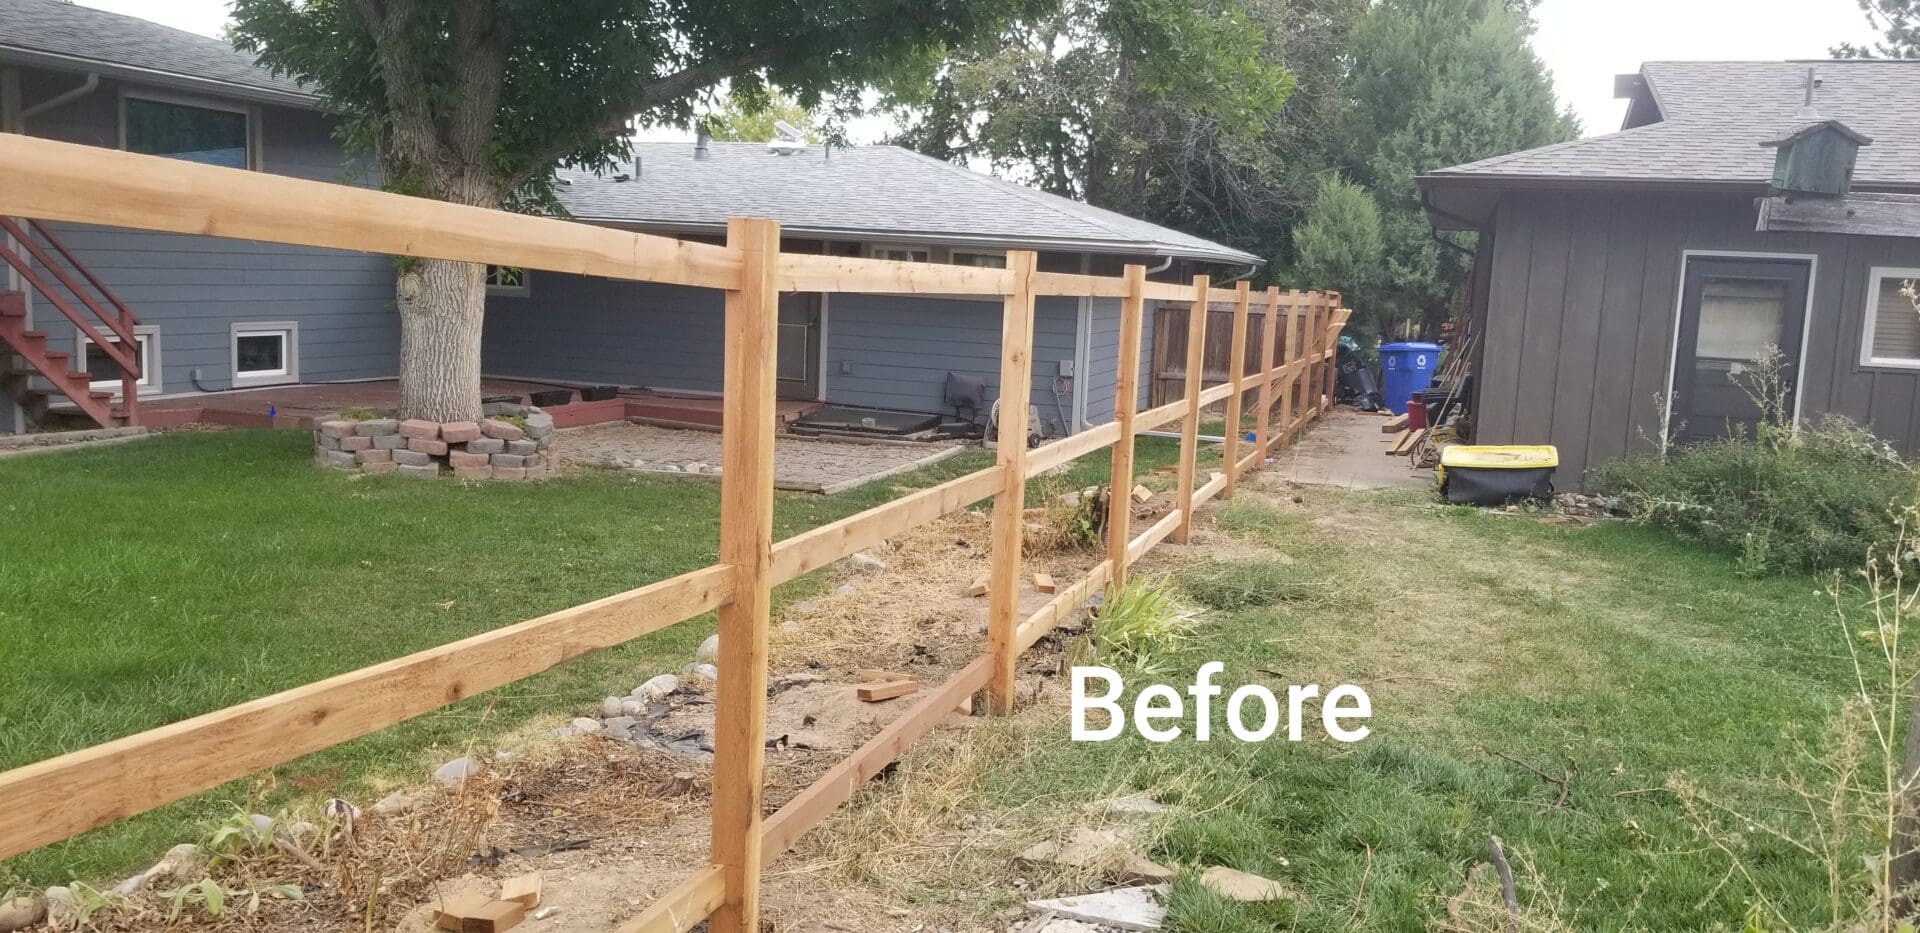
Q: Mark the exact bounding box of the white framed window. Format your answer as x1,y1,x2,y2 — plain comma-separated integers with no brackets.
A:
1860,268,1920,369
231,322,299,388
76,324,160,395
486,265,530,297
869,245,932,263
119,90,258,170
951,250,1007,269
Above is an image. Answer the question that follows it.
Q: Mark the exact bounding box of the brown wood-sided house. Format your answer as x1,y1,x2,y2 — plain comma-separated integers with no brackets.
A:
1418,60,1920,488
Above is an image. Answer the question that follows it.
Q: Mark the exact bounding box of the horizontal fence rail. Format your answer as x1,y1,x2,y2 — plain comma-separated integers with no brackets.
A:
0,134,1351,933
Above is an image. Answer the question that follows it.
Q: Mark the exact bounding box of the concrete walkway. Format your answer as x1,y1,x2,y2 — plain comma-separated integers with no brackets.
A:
1271,407,1434,490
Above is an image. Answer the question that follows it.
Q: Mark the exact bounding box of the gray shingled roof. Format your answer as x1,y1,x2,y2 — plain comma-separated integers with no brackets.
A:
0,0,311,105
556,142,1262,265
1423,60,1920,190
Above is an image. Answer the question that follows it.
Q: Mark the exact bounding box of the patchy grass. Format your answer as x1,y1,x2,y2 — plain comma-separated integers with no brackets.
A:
0,429,1000,889
798,482,1865,930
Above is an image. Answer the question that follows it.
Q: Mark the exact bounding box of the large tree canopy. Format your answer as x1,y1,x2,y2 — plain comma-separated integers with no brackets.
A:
228,0,1042,420
1835,0,1920,58
1330,0,1574,333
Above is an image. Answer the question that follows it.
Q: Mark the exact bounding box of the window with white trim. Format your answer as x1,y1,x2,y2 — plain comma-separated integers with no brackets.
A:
1860,268,1920,368
870,245,931,263
231,322,299,387
77,325,160,395
486,265,530,297
951,250,1007,269
121,93,255,169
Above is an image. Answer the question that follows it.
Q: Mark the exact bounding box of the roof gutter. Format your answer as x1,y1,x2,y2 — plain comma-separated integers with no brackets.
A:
18,70,97,124
0,46,318,109
1419,188,1480,261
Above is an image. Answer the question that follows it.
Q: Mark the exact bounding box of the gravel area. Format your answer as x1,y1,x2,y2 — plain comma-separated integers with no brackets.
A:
562,421,968,493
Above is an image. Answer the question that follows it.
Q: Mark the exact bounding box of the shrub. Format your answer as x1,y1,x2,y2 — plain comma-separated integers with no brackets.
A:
1589,415,1913,574
1090,575,1198,675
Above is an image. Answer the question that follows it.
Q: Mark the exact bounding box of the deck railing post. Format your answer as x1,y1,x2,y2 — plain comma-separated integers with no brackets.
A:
1222,281,1251,497
986,249,1039,716
709,216,781,933
1173,275,1209,544
1254,286,1279,463
1106,264,1147,591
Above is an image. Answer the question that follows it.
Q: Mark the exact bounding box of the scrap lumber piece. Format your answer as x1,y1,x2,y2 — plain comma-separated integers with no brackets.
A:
1380,414,1408,433
857,677,919,702
967,574,990,597
1033,572,1057,594
1387,428,1426,456
433,891,526,932
1131,484,1153,503
1384,429,1411,454
499,874,543,909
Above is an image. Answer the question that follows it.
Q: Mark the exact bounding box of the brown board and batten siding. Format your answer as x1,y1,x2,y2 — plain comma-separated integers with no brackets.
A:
1474,189,1920,488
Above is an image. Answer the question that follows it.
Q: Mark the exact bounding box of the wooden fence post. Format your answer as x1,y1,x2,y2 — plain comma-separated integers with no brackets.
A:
1173,275,1209,544
1323,291,1343,410
1310,295,1328,418
1106,264,1147,591
709,217,780,933
1254,286,1279,463
1222,281,1251,497
987,250,1038,716
1282,291,1303,445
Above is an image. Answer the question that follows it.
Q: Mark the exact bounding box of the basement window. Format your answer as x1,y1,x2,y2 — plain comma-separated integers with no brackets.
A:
77,325,160,395
951,250,1007,269
486,265,530,297
1859,268,1920,368
121,92,255,170
870,245,931,263
231,322,299,388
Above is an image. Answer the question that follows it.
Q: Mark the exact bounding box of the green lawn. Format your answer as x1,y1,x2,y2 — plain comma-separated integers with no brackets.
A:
816,485,1876,930
0,426,1221,890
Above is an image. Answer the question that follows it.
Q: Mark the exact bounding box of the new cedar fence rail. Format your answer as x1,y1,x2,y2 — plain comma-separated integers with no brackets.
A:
0,132,1352,933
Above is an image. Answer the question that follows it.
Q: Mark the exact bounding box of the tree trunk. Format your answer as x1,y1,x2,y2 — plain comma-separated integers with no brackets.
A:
395,258,487,423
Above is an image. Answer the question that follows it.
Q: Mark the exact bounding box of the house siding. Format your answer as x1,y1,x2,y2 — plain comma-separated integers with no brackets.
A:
1474,189,1920,488
10,68,395,404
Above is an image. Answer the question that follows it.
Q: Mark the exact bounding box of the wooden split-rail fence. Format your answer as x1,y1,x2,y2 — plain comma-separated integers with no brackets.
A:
0,132,1351,933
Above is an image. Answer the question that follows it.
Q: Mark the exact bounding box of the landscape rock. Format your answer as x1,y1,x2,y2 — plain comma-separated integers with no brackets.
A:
570,717,604,735
848,551,888,573
601,696,626,718
695,634,721,664
1100,794,1170,815
287,821,318,844
371,790,416,817
324,797,361,822
835,584,858,598
433,756,482,787
603,716,637,733
633,674,679,701
1019,828,1175,884
687,663,719,681
1027,885,1167,931
0,894,45,932
248,813,277,836
154,843,204,880
620,698,651,717
1198,866,1297,903
42,888,76,931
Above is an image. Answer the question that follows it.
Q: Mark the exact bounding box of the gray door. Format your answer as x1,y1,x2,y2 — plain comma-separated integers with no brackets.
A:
777,292,822,401
1669,256,1810,445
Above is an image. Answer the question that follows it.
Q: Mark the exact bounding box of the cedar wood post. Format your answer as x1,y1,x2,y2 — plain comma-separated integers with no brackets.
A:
1105,264,1147,591
1221,281,1251,497
1282,290,1303,444
987,250,1039,715
709,217,780,933
1172,275,1209,544
1323,291,1342,411
1310,295,1327,417
1254,286,1279,461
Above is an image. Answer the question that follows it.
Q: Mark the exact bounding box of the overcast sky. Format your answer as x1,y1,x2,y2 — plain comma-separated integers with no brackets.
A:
76,0,1882,138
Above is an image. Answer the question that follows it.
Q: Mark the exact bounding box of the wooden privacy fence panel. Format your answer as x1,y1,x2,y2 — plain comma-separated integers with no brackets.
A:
1150,288,1343,406
0,132,1352,933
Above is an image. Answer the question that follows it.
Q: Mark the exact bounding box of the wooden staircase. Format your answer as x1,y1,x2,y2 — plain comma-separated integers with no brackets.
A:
0,218,140,428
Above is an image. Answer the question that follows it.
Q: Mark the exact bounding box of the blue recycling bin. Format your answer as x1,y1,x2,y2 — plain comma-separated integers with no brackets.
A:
1379,342,1442,414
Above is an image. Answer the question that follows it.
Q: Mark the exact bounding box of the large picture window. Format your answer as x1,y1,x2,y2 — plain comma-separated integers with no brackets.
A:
1860,268,1920,369
122,94,253,169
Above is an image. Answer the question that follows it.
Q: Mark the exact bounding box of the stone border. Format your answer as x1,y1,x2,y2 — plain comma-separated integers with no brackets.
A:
313,403,558,480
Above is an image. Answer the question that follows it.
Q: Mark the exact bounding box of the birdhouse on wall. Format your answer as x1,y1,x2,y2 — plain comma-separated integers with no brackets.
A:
1761,120,1874,198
